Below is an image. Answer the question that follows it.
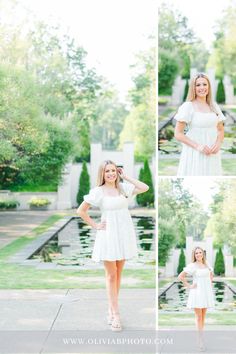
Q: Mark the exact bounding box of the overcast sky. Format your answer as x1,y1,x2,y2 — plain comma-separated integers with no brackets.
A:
160,0,231,49
182,177,220,211
18,0,156,100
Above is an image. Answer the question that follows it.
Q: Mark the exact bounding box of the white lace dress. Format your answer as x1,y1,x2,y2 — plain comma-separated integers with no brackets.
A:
83,183,138,262
175,101,225,176
183,262,215,309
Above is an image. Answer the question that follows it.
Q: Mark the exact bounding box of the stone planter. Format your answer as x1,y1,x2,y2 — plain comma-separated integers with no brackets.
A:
29,205,49,211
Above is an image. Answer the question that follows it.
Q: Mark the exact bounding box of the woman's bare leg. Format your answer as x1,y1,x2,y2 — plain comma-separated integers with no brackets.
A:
116,260,125,296
194,308,203,331
201,308,207,329
194,308,204,349
104,261,118,315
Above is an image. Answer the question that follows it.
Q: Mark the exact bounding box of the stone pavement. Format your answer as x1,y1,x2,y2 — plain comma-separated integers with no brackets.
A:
0,210,58,249
0,288,155,354
0,288,155,330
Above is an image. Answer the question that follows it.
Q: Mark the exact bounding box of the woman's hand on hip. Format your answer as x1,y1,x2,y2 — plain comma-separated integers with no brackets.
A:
95,221,106,230
188,283,197,289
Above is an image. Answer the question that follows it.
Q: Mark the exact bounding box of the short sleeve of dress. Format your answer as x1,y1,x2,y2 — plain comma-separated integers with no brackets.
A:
206,261,213,272
83,187,103,207
120,182,135,198
174,102,193,123
183,263,196,276
214,103,226,122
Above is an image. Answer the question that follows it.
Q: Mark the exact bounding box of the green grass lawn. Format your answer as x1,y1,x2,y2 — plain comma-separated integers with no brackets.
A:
158,157,236,176
0,214,65,260
222,159,236,175
0,214,155,289
159,312,236,326
0,265,154,289
227,279,236,287
159,279,173,288
158,159,178,176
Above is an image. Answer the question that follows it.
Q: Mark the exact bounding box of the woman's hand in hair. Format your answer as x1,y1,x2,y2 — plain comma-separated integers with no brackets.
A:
117,167,126,179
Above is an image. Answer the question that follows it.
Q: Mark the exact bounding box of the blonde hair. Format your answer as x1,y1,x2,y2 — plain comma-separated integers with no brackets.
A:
191,246,207,265
186,73,218,114
97,160,122,193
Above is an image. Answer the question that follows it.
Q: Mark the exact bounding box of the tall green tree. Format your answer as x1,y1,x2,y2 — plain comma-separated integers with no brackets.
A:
77,161,90,206
206,180,236,256
177,248,186,274
136,159,154,207
207,3,236,86
214,248,225,276
120,46,155,161
159,3,209,93
216,79,226,103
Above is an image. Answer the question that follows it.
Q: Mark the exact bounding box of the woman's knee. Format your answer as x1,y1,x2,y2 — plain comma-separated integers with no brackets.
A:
106,271,117,283
195,312,203,321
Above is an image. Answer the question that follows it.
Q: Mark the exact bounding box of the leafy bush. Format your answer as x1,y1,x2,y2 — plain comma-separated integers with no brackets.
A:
183,80,189,101
214,247,225,276
163,125,175,140
136,159,154,207
77,161,90,206
158,97,169,105
0,199,20,209
28,198,51,207
216,79,226,104
177,248,186,274
159,50,178,95
158,218,176,266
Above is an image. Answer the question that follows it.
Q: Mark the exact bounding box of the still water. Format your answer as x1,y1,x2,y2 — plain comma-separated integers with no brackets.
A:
159,281,236,312
31,216,155,266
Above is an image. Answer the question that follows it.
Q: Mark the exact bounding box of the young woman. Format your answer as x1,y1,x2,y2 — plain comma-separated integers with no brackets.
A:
174,73,225,176
77,160,149,331
178,247,214,351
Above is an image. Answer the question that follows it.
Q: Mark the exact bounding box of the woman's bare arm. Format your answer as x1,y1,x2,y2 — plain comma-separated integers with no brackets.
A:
178,271,196,289
210,122,224,154
175,121,211,155
77,201,106,230
118,168,149,195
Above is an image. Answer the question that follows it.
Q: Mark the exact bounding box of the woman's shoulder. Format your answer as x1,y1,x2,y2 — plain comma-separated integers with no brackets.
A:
89,186,103,194
183,262,196,275
83,186,103,207
175,101,194,122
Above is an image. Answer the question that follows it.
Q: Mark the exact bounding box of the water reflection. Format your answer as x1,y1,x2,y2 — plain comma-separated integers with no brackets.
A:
32,216,155,265
159,281,236,312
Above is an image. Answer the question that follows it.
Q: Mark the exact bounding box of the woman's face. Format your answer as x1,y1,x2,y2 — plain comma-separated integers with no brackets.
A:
195,77,209,98
104,164,117,184
195,248,204,262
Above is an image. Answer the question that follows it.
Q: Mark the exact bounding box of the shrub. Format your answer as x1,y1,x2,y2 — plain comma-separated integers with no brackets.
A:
136,159,154,207
159,50,178,95
158,97,169,105
214,247,225,276
28,197,51,207
177,248,186,274
158,218,176,266
183,80,189,101
216,79,226,104
77,161,90,206
0,199,20,209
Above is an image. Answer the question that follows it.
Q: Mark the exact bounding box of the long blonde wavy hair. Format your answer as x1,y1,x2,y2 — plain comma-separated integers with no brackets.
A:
97,160,122,193
191,246,207,265
186,73,218,114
